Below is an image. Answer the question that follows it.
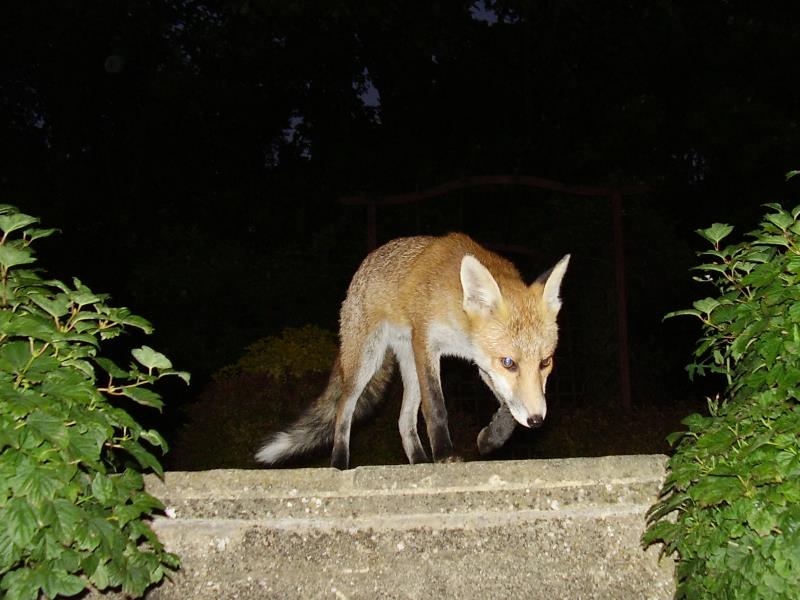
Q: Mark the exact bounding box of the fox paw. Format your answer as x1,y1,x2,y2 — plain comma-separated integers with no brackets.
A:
436,454,463,464
477,427,494,455
477,426,507,455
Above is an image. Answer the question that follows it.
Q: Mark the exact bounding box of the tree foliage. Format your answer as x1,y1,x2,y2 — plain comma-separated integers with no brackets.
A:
3,1,798,200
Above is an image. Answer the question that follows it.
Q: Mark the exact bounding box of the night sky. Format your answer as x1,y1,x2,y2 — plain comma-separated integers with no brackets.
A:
2,1,800,467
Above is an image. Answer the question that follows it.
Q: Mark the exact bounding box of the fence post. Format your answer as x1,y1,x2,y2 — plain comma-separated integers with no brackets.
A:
611,191,632,411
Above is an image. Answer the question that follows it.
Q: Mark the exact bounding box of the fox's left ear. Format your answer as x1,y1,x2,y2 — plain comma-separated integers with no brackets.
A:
533,254,570,314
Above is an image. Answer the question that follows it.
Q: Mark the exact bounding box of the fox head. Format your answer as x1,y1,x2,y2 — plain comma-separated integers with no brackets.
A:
460,253,570,429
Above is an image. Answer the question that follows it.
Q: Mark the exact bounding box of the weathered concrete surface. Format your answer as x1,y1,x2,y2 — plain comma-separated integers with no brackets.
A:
143,455,674,599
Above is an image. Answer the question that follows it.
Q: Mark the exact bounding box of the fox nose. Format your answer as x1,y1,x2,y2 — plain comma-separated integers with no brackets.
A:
527,415,544,428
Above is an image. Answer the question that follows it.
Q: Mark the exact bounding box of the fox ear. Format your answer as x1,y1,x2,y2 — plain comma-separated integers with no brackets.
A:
461,255,504,317
533,254,570,314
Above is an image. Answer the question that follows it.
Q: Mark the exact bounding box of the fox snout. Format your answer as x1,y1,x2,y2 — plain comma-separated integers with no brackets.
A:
505,395,547,430
526,414,544,428
516,405,545,428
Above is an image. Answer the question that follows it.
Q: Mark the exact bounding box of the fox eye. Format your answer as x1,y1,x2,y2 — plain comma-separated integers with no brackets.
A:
500,357,517,371
540,356,553,369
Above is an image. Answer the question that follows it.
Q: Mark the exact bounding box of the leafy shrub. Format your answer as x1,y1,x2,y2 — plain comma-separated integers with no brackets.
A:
171,325,337,469
643,205,800,599
213,324,337,381
0,206,189,599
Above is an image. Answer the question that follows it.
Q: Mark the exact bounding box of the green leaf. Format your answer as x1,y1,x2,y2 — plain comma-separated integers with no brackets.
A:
34,566,86,599
689,476,743,507
766,209,794,231
23,227,58,243
114,504,141,529
61,358,96,379
752,233,789,247
65,327,108,346
132,346,172,370
0,213,38,236
4,498,38,547
87,517,124,556
0,527,21,571
0,567,38,600
0,244,36,269
91,473,115,505
94,357,128,378
122,560,155,597
29,293,70,318
120,440,164,476
26,410,69,448
0,313,55,340
691,262,729,274
665,430,686,446
748,508,777,536
0,341,32,373
162,369,191,385
664,308,702,320
106,308,153,333
141,428,169,452
22,352,61,381
642,519,677,547
89,560,115,590
40,371,96,403
47,499,84,545
54,572,86,597
67,310,104,326
693,297,720,314
68,289,101,307
7,461,64,506
696,428,735,453
696,223,734,245
64,426,105,464
786,255,800,274
647,491,690,522
120,386,164,410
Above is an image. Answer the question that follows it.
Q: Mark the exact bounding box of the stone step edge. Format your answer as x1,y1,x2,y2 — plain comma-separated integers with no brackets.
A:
153,503,650,536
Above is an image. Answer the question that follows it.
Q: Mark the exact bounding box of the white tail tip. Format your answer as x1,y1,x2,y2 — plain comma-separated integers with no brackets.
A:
255,432,293,464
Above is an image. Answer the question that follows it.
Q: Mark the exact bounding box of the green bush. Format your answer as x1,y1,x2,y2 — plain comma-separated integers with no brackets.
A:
0,206,189,599
213,324,337,381
169,325,338,469
643,205,800,599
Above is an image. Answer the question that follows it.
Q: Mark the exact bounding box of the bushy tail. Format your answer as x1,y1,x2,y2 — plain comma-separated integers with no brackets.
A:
255,351,395,465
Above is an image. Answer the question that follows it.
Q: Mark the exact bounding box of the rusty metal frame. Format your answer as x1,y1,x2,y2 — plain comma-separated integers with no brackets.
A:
341,175,649,410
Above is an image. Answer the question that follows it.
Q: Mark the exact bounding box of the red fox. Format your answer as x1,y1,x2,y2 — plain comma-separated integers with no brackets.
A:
256,233,569,470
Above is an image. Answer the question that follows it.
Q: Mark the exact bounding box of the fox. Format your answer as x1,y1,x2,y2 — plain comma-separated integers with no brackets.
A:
255,232,570,470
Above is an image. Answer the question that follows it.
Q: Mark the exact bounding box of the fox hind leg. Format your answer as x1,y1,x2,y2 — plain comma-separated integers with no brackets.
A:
332,331,388,470
392,337,429,464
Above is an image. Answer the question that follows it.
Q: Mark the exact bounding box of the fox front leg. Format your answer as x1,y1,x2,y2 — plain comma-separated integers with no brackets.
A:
413,339,460,463
477,404,517,455
421,367,462,463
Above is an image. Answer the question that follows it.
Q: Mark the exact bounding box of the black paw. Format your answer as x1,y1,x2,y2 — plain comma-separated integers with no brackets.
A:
477,427,497,455
409,448,431,464
331,447,350,470
440,455,463,463
434,451,463,463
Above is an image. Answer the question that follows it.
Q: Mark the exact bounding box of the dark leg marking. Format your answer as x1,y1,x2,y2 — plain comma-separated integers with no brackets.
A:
477,404,517,455
422,369,459,463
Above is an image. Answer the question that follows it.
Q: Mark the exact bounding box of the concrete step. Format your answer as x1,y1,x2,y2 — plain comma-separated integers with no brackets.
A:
142,455,675,599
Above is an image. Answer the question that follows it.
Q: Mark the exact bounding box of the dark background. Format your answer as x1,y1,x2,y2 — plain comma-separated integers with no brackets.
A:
2,1,799,468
